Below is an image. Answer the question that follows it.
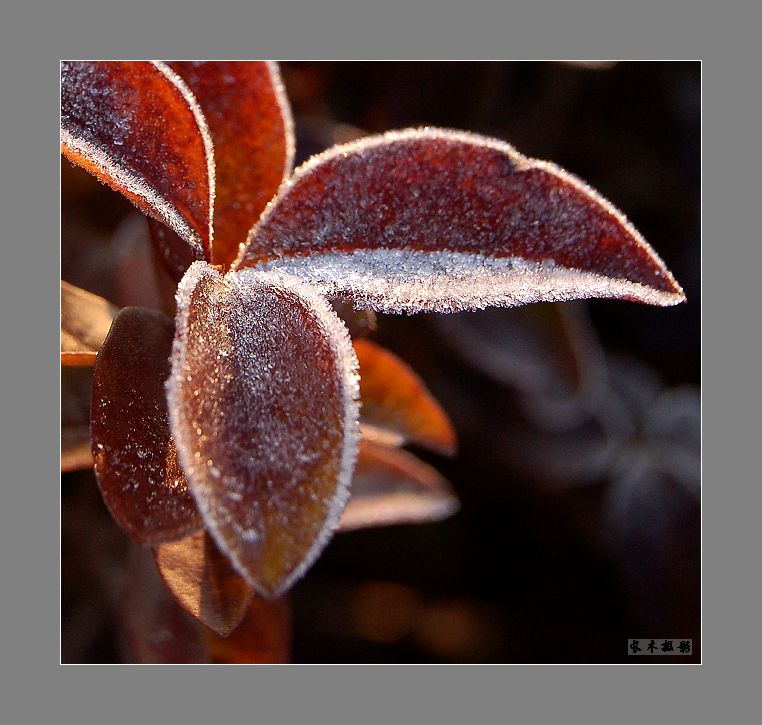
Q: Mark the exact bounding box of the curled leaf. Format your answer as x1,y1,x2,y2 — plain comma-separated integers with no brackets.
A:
91,307,202,544
153,530,253,637
237,128,684,312
340,441,459,531
168,263,360,598
354,338,456,455
169,61,294,267
61,281,119,366
61,61,214,274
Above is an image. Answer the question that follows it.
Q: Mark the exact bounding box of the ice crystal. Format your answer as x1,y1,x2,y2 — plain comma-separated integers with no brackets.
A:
255,250,683,313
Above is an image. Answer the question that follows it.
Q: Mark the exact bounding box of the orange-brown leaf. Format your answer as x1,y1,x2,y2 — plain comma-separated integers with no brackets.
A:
354,338,456,455
340,441,459,531
169,61,294,267
61,281,119,366
202,595,291,663
153,530,253,637
168,263,360,598
91,307,202,544
120,546,207,663
61,61,213,274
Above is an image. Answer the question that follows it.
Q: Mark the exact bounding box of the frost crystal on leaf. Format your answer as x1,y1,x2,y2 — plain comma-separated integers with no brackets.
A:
255,250,684,313
60,61,215,266
237,128,684,310
168,262,360,598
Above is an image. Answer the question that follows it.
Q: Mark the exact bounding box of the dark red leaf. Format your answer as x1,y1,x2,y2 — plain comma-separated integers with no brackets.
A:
168,61,294,268
237,128,685,312
168,263,360,598
91,307,202,544
61,61,213,275
340,440,459,531
354,338,456,454
61,281,119,366
153,530,253,637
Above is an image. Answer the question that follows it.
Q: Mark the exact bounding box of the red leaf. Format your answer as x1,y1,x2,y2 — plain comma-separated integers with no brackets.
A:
91,307,202,544
237,128,685,312
168,263,360,598
354,338,456,455
153,530,253,637
61,281,119,366
340,440,459,531
169,61,294,268
61,61,213,275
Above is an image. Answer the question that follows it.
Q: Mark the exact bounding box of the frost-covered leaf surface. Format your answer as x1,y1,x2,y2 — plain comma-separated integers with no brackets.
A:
354,338,456,454
238,129,684,312
153,530,253,637
169,61,294,267
91,307,202,544
61,61,213,274
202,595,291,663
340,441,459,531
61,281,119,366
168,263,360,598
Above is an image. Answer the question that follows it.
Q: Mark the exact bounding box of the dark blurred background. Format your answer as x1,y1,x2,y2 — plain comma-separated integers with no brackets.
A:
62,61,700,663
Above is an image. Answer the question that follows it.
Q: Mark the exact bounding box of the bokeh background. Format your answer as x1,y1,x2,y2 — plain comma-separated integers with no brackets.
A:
62,61,700,663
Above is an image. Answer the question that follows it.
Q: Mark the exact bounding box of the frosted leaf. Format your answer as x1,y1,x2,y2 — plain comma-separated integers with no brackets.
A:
169,61,294,267
61,61,214,275
61,281,119,366
253,250,684,313
339,441,459,531
91,307,203,544
354,338,456,455
153,530,253,637
168,262,360,598
236,128,684,310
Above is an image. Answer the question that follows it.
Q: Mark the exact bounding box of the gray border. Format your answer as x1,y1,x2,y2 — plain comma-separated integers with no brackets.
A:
4,0,755,722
